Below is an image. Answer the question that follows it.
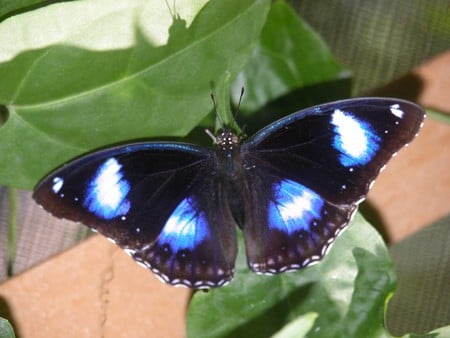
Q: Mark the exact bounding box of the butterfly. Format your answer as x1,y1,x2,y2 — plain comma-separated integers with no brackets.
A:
33,97,425,289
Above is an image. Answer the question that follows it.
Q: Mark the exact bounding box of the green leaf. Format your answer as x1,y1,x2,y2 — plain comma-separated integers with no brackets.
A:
428,326,450,337
232,0,350,112
425,108,450,124
0,318,15,338
187,213,396,338
0,0,271,189
270,313,318,338
0,0,42,21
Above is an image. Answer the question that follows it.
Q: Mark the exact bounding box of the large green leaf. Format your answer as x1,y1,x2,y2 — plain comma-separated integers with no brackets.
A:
0,0,270,189
187,213,396,338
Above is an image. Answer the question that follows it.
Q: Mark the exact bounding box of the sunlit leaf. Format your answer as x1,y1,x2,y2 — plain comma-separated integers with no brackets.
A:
0,0,270,189
270,313,318,338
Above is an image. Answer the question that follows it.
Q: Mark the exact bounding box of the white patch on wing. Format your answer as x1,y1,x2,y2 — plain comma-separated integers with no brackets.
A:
269,180,324,234
332,109,367,158
83,157,131,219
331,109,381,167
389,104,404,118
52,177,64,193
279,190,314,222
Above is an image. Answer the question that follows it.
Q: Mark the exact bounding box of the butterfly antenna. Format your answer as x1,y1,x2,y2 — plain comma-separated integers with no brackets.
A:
205,128,216,143
210,92,225,128
236,87,245,113
232,87,245,133
207,88,244,140
210,92,217,110
164,0,177,19
205,93,223,144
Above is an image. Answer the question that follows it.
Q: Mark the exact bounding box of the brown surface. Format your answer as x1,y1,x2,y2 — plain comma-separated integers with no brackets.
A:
0,51,449,338
0,236,189,338
414,52,450,113
368,117,450,242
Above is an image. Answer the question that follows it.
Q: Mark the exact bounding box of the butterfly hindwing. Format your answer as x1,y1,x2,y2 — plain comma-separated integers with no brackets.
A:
240,167,355,273
240,98,424,273
132,174,238,288
33,143,237,288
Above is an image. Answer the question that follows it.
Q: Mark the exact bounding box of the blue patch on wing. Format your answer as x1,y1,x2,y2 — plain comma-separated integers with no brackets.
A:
268,179,324,234
83,158,131,220
331,109,381,167
158,197,209,251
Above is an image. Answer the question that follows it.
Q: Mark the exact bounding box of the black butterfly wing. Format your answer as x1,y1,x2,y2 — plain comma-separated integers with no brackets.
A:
240,97,424,273
33,143,237,288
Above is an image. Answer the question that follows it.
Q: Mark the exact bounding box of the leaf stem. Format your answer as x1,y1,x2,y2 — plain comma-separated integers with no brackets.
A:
213,71,243,135
7,187,17,277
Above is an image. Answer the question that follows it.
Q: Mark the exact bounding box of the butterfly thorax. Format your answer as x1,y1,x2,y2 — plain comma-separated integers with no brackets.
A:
215,129,242,176
215,129,246,226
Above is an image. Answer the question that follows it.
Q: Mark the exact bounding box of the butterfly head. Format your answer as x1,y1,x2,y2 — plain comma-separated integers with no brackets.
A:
215,129,241,151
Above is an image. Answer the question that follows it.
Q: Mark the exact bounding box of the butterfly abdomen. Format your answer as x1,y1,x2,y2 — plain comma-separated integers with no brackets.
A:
214,129,249,228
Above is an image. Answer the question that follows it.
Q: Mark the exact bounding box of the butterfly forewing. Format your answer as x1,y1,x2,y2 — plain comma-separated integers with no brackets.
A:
240,98,424,273
33,143,237,288
243,98,424,204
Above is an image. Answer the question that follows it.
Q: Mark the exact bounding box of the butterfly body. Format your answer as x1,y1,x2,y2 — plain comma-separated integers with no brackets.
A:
33,98,424,289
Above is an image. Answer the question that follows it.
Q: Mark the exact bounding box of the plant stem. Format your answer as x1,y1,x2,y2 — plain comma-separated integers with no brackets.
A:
7,187,17,277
